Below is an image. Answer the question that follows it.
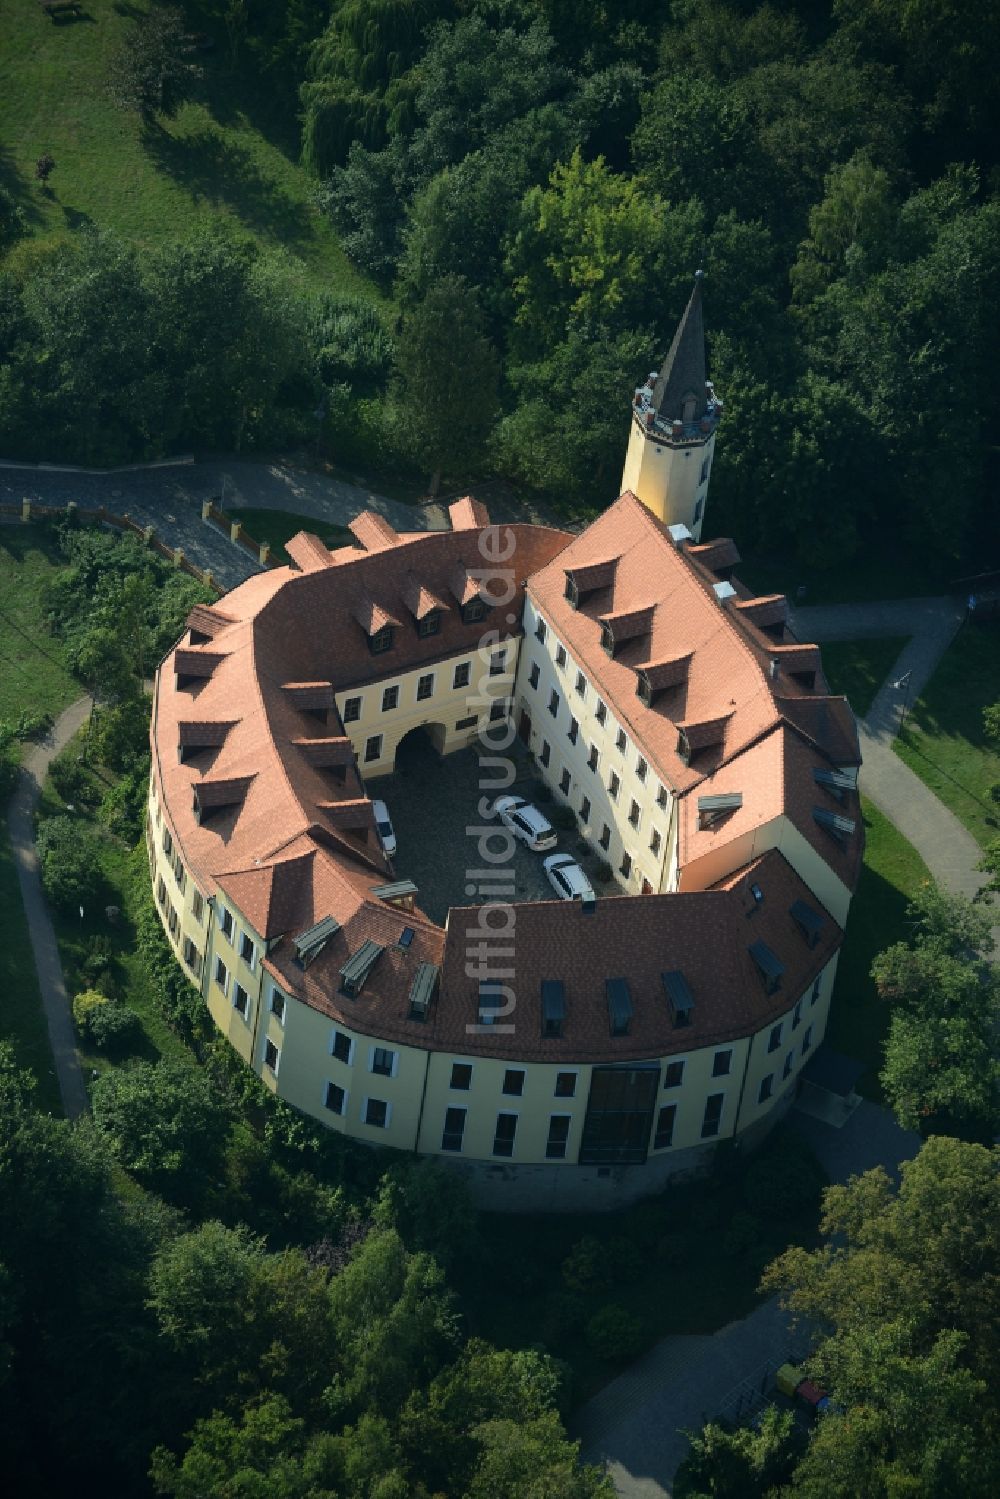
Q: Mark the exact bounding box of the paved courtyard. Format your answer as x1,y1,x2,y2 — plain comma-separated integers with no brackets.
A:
371,734,564,923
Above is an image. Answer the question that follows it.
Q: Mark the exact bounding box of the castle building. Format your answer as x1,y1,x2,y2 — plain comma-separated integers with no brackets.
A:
147,280,862,1211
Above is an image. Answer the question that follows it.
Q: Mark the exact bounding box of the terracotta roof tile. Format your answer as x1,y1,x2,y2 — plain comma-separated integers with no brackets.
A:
285,532,336,573
449,495,491,530
349,511,400,552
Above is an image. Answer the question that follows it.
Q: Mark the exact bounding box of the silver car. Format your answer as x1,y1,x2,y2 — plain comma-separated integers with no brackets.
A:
371,798,397,856
493,794,558,852
543,852,596,903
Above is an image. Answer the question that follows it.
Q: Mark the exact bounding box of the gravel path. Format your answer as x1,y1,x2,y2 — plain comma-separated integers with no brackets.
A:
7,697,92,1119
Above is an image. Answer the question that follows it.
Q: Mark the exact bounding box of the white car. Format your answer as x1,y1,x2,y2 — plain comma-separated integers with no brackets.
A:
371,798,396,857
493,794,558,852
544,852,596,904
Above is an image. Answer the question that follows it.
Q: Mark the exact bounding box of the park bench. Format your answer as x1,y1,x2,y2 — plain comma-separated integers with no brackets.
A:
39,0,82,17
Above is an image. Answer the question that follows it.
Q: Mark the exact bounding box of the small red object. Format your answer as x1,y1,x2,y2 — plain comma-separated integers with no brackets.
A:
796,1380,824,1407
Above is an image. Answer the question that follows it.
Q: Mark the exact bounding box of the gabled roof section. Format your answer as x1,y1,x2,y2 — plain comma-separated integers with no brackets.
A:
174,647,226,681
217,847,317,939
448,562,480,606
186,603,236,640
292,736,355,768
400,570,448,621
449,495,490,531
687,538,741,577
652,272,707,423
349,511,400,553
282,681,335,711
733,594,789,632
178,719,236,749
351,589,402,636
285,532,335,574
779,694,861,767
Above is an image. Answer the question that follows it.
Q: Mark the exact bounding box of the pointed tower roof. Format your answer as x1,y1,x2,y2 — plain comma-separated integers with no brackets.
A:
652,271,707,423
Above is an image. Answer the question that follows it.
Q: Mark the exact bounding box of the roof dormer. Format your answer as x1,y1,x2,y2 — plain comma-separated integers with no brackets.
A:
599,605,656,658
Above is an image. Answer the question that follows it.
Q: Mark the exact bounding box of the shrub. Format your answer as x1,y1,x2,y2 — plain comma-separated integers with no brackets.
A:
724,1211,764,1258
36,815,104,912
741,1132,825,1221
541,1291,588,1345
49,749,93,806
585,1304,646,1361
99,766,148,841
72,988,109,1035
87,1002,143,1055
0,748,18,802
561,1235,614,1295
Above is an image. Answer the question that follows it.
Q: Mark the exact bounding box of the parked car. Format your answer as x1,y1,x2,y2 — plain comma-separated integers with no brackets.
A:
371,798,396,856
493,794,558,852
543,852,596,903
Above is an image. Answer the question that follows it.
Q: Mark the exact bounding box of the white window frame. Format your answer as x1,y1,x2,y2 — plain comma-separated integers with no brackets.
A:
449,1059,474,1091
362,1096,392,1129
492,1110,519,1157
416,672,435,701
269,985,287,1026
263,1038,280,1075
553,1069,578,1099
330,1028,355,1065
453,661,471,690
368,1044,399,1079
545,1112,573,1160
364,734,383,763
232,982,250,1020
218,904,234,943
214,956,229,997
240,931,257,971
381,685,399,713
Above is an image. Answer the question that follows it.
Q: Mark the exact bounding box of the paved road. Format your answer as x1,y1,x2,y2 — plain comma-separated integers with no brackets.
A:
7,697,92,1119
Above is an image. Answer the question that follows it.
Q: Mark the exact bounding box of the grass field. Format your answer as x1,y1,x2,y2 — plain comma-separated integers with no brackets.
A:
0,527,77,727
827,797,932,1098
894,622,1000,848
0,1,382,300
819,637,908,720
227,506,353,567
0,828,63,1113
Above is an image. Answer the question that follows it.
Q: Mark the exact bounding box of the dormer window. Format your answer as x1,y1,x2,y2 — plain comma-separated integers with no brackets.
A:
462,597,487,625
417,610,441,638
369,625,394,655
565,576,579,607
749,940,784,997
600,623,615,656
677,730,691,765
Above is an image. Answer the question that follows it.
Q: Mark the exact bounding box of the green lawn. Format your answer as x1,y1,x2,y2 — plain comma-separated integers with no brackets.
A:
0,527,78,726
819,637,908,720
827,797,932,1098
226,507,353,568
0,827,63,1113
894,623,1000,849
0,1,383,300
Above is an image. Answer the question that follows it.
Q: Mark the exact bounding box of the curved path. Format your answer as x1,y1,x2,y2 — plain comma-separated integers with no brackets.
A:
7,697,91,1119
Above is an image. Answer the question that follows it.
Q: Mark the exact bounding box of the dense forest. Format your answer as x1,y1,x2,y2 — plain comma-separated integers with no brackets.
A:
2,0,999,574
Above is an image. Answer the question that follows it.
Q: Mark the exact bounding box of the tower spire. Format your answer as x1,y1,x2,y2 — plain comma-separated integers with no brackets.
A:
652,270,707,423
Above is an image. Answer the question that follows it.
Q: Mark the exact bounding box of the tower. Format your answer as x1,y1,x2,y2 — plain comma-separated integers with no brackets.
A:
620,270,722,542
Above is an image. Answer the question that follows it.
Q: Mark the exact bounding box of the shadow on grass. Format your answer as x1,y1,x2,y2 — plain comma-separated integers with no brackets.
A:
141,120,314,248
897,731,998,816
0,146,45,233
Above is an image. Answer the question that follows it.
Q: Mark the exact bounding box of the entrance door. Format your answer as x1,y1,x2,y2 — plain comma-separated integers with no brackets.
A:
579,1066,660,1165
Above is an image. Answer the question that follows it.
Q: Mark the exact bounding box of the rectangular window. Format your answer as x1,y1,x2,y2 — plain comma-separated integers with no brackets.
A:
417,611,440,638
173,854,186,893
456,714,477,730
701,1092,724,1138
636,756,648,782
263,1038,279,1074
364,735,382,763
528,662,540,689
811,976,822,1006
343,696,362,723
240,932,256,970
502,1068,525,1096
616,728,627,754
382,686,399,712
758,1074,774,1104
219,905,234,942
768,1024,782,1053
546,1114,571,1160
555,1071,577,1098
693,496,704,523
417,673,434,701
650,829,662,856
453,661,471,690
628,799,640,828
568,716,579,744
575,671,587,699
489,699,506,722
656,784,668,810
548,689,559,718
156,876,167,909
559,768,571,795
214,956,229,996
182,937,201,975
595,698,607,725
664,1059,685,1088
233,983,249,1019
162,827,173,858
555,644,567,668
620,852,632,878
450,1062,472,1090
608,771,621,800
462,598,487,625
370,1046,396,1077
370,626,393,655
331,1029,353,1065
441,1106,467,1152
364,1097,389,1129
579,795,591,823
700,457,710,484
588,744,600,772
270,988,286,1024
792,1000,803,1030
493,1112,518,1158
599,824,611,851
192,888,204,923
802,1026,813,1054
654,1103,676,1149
325,1081,346,1115
539,740,551,767
167,903,180,939
783,1051,794,1080
490,650,506,677
712,1049,732,1077
534,619,547,644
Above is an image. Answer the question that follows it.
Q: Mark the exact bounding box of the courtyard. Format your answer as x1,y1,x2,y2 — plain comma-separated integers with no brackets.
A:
371,732,578,923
